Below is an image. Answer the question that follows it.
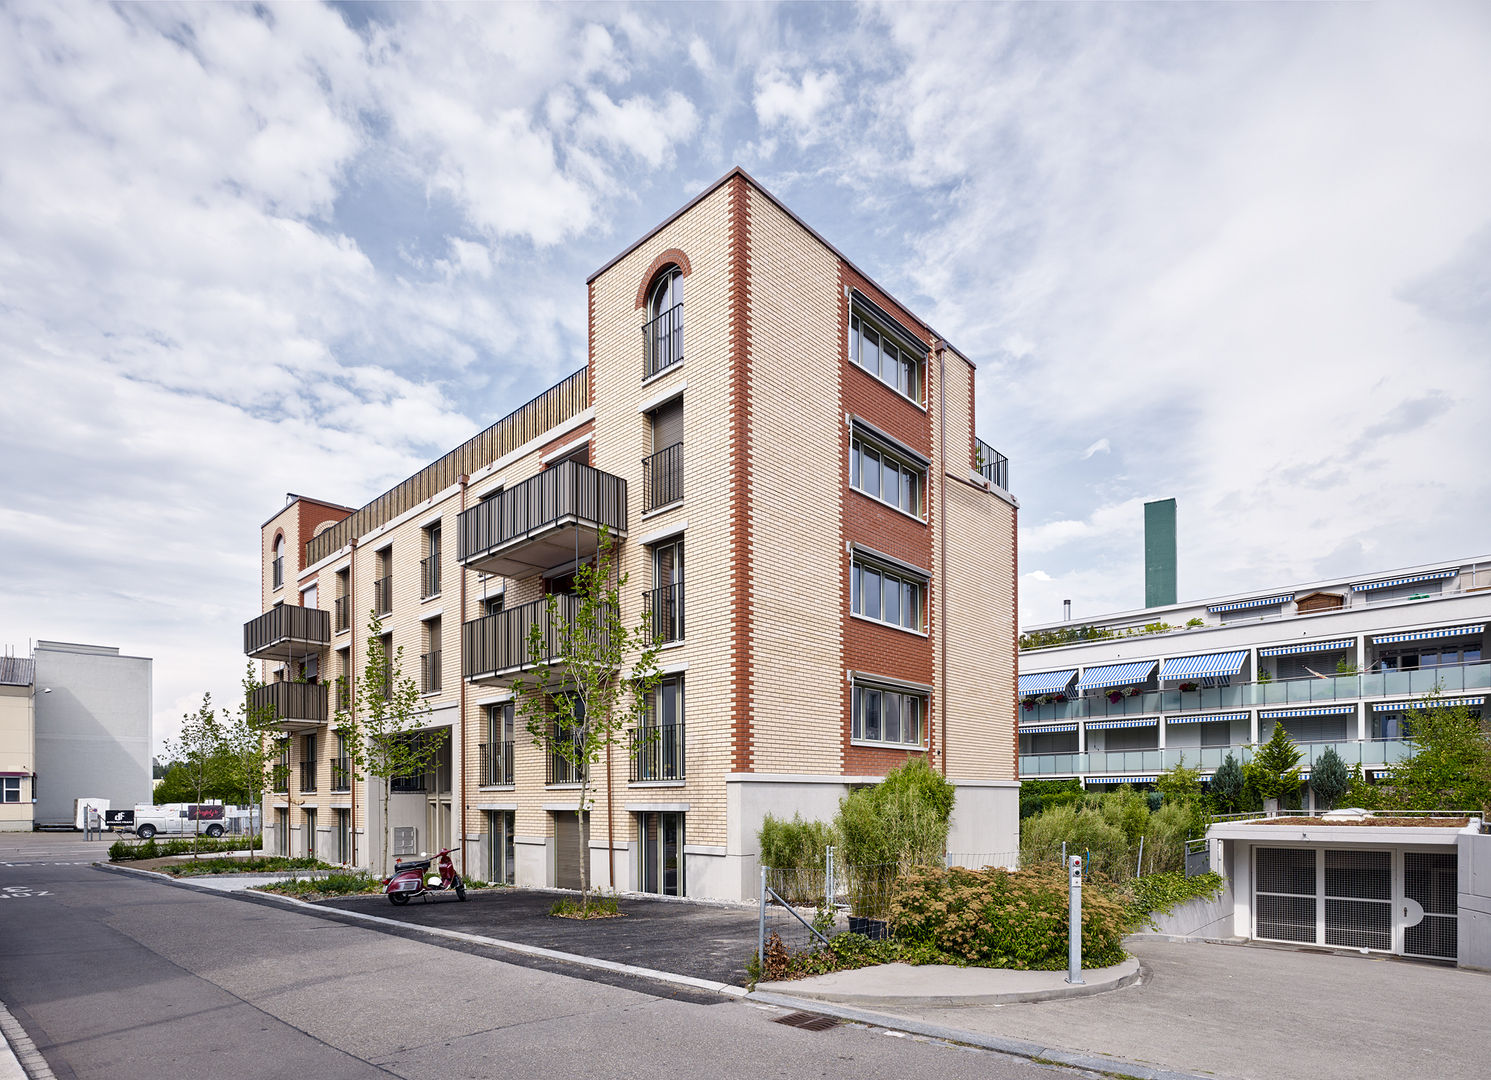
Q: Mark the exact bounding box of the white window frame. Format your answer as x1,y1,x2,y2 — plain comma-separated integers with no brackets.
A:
851,557,926,633
851,682,928,749
1,777,20,803
849,433,925,520
848,307,925,405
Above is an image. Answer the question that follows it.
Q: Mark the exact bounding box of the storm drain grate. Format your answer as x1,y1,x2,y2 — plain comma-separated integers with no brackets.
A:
773,1011,841,1032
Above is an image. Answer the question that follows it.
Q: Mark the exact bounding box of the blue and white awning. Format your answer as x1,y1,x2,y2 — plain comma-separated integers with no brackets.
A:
1166,711,1250,725
1352,569,1456,592
1085,717,1159,730
1159,651,1248,681
1372,697,1483,713
1258,639,1354,658
1259,705,1356,719
1077,660,1158,690
1207,594,1292,614
1018,669,1078,695
1087,776,1157,785
1370,624,1483,645
1019,722,1078,732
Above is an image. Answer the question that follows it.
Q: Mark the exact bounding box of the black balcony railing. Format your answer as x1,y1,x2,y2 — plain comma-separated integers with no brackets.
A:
299,760,317,792
390,771,426,794
247,681,328,726
373,575,393,616
479,741,515,786
643,302,683,378
329,756,351,792
421,650,442,694
642,442,682,511
463,594,612,680
421,554,440,598
336,680,351,712
243,605,330,658
975,437,1010,490
334,595,350,633
644,582,684,644
456,459,627,572
271,764,289,794
630,723,685,782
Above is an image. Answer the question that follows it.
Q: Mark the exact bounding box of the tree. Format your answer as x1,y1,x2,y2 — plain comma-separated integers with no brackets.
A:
219,663,279,857
1155,754,1205,804
1375,691,1491,814
1246,725,1303,806
163,695,225,858
515,529,663,912
338,612,441,874
1211,753,1245,813
1310,745,1350,811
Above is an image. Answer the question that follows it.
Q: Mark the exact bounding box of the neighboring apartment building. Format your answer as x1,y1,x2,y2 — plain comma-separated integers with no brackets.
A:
0,642,154,829
245,167,1020,900
1018,557,1490,801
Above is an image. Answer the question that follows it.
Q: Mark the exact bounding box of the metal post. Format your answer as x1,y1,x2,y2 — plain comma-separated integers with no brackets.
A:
757,866,767,971
825,845,835,912
1066,855,1085,985
1136,835,1145,878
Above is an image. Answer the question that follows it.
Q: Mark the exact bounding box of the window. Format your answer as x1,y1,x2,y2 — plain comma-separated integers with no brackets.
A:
483,591,506,617
335,648,350,711
850,434,923,518
422,618,442,694
487,810,516,885
300,734,317,792
334,569,350,632
1,777,20,803
1364,580,1444,604
484,702,514,786
1021,730,1078,756
852,683,926,747
849,310,923,402
634,676,684,781
1104,726,1159,752
335,808,352,864
422,524,441,598
375,548,392,616
644,396,684,510
1199,721,1233,748
378,633,392,700
644,268,684,377
851,558,924,632
648,538,685,643
272,535,286,590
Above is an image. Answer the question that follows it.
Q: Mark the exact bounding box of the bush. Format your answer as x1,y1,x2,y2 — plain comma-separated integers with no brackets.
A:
1019,803,1130,880
834,756,954,871
1123,870,1226,928
108,835,261,861
1019,778,1084,820
256,873,382,898
891,865,1128,970
759,813,834,869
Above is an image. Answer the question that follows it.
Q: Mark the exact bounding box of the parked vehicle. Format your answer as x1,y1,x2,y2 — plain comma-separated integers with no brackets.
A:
131,803,227,840
383,847,466,905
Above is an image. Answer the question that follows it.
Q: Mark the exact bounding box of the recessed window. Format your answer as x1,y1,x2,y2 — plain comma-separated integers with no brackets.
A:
849,311,923,403
1,777,20,803
272,535,286,590
851,558,924,632
850,434,923,518
644,269,684,378
852,684,926,747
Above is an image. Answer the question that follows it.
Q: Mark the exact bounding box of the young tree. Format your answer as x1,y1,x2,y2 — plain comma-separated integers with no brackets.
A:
338,612,441,874
1376,691,1491,814
515,530,664,912
1246,725,1304,809
1211,753,1245,813
219,663,280,857
1155,753,1206,804
164,695,225,858
1310,745,1351,811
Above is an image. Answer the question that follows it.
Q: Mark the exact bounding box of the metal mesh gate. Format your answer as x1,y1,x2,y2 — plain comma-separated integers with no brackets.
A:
1324,850,1391,951
1255,847,1316,944
1404,852,1457,961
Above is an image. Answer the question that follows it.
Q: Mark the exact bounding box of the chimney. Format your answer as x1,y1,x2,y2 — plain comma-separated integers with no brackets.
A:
1063,599,1072,622
1144,498,1177,607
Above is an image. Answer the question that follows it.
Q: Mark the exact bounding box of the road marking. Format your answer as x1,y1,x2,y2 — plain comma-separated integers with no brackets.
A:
0,887,52,898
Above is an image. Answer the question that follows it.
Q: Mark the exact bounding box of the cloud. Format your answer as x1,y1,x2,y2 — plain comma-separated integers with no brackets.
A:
754,68,841,141
1081,438,1111,460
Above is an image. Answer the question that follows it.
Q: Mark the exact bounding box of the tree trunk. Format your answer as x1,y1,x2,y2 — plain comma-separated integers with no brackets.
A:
578,772,591,908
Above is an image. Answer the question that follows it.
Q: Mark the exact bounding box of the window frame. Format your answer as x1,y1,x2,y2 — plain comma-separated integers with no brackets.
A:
851,682,928,749
850,557,926,634
1,776,20,803
848,308,925,406
849,432,925,520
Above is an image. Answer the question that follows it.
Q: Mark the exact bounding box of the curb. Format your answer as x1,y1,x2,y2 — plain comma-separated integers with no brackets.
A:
0,998,55,1080
756,959,1140,1007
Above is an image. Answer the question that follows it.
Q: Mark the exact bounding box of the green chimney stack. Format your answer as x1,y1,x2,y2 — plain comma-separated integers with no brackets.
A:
1144,499,1177,607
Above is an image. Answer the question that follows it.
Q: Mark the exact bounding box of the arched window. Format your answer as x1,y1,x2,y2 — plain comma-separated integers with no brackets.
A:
272,534,286,590
644,268,684,377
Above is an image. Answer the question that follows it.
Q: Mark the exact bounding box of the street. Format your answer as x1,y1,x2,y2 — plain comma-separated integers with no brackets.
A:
0,836,1086,1080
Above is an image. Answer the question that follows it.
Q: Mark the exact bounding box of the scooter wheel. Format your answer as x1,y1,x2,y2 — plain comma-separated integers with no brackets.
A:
389,893,410,905
455,879,466,901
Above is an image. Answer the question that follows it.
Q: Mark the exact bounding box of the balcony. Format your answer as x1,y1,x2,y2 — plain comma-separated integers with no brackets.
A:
630,723,685,782
299,760,317,793
643,302,683,379
479,741,515,787
373,575,392,617
334,595,350,633
243,605,330,661
457,459,627,578
462,594,613,685
975,438,1010,490
329,756,351,792
642,442,682,511
421,650,442,694
421,554,441,598
546,724,586,786
247,681,328,733
1018,739,1416,779
645,582,684,644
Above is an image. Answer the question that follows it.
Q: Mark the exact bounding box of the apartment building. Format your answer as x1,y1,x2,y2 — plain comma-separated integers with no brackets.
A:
245,167,1019,900
1018,557,1490,801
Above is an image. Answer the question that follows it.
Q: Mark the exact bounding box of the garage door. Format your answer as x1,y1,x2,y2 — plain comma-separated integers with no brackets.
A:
1254,846,1456,960
553,811,581,890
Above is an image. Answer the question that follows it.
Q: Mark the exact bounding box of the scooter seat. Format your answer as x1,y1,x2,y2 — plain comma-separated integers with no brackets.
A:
395,858,431,873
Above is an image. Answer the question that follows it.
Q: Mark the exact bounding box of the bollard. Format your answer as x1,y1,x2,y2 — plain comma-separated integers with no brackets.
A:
1066,855,1084,985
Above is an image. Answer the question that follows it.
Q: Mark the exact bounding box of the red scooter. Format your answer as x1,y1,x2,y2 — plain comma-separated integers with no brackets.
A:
383,847,467,905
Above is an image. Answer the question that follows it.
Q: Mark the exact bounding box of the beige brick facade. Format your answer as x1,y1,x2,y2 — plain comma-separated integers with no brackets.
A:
248,169,1018,899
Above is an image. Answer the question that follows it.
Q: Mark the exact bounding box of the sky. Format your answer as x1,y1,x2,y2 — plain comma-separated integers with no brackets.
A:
2,1,1489,753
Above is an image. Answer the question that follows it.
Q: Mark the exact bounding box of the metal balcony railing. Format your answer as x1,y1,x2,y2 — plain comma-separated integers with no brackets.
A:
243,605,330,659
479,741,515,786
421,554,440,598
334,595,350,633
630,723,685,782
373,575,392,616
247,681,328,728
644,582,684,644
421,650,442,694
1017,739,1417,779
390,771,426,794
643,442,682,511
546,725,586,785
271,555,284,590
643,302,683,378
457,459,627,576
299,761,317,793
462,594,612,681
975,438,1010,490
271,764,289,794
329,756,351,792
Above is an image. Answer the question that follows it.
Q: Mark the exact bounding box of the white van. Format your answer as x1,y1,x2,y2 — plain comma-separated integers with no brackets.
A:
130,803,228,840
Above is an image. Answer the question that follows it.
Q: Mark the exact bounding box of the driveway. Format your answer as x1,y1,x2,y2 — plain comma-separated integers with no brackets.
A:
320,888,761,987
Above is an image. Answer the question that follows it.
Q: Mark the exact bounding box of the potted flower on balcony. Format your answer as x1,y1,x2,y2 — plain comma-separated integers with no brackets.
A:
1125,686,1142,698
1022,699,1035,712
1178,681,1200,693
1052,692,1068,703
1107,689,1124,704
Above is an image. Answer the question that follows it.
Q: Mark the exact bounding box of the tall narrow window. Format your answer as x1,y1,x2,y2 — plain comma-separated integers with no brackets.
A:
375,548,393,616
422,618,442,694
644,396,684,511
644,269,684,378
484,702,515,786
334,568,350,632
647,538,685,643
272,535,286,590
422,524,441,599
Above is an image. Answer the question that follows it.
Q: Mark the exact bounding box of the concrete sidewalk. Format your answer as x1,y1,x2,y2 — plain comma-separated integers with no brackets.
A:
758,958,1140,1006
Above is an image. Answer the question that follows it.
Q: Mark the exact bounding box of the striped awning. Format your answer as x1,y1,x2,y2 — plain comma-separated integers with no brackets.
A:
1260,705,1356,719
1077,660,1158,690
1370,624,1483,645
1166,711,1250,725
1018,669,1078,695
1019,722,1078,733
1085,717,1159,730
1352,569,1456,592
1159,651,1248,681
1207,594,1292,614
1372,697,1483,712
1258,639,1354,658
1087,776,1157,784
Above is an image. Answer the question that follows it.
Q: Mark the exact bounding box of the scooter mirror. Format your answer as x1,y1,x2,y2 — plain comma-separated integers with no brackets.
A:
419,852,429,858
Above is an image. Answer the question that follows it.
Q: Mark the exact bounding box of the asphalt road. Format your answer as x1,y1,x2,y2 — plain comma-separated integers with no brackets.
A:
0,837,1086,1080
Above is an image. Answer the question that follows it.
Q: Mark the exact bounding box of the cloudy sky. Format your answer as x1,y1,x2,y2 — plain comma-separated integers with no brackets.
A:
2,1,1488,751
